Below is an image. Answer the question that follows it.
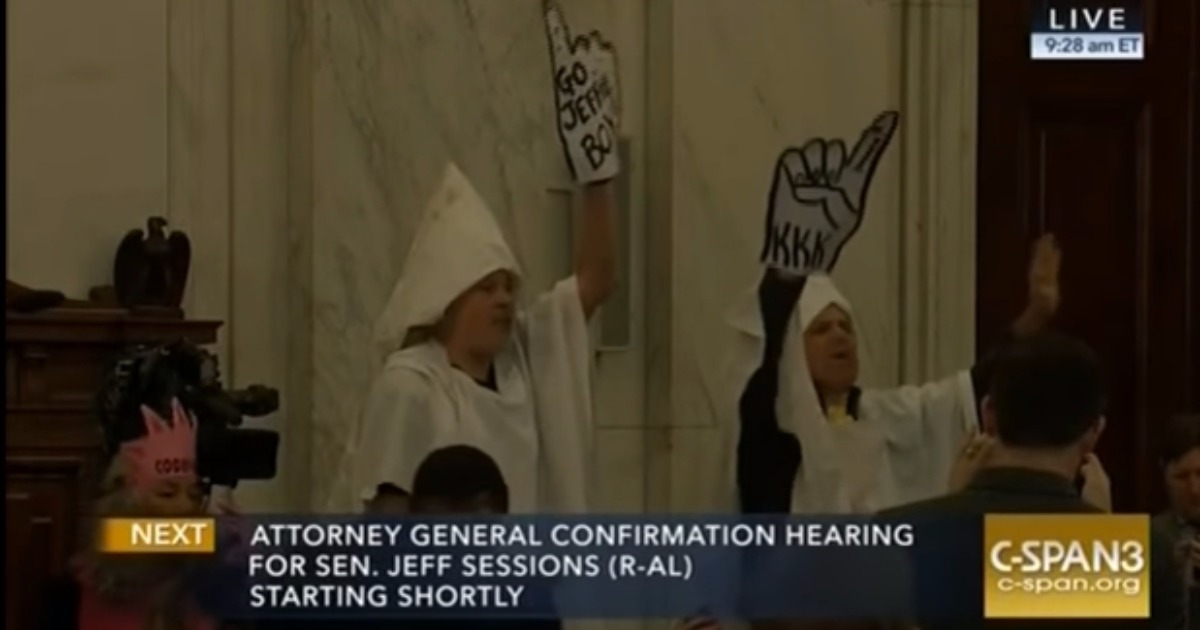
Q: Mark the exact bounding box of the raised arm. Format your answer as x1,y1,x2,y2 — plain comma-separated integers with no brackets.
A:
738,270,807,513
970,234,1061,407
575,182,618,319
542,0,621,320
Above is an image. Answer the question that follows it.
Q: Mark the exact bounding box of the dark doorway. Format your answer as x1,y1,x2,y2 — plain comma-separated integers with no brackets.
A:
976,0,1199,511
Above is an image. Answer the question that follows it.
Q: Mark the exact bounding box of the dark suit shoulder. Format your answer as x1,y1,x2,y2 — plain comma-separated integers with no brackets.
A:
877,493,975,520
882,490,1100,520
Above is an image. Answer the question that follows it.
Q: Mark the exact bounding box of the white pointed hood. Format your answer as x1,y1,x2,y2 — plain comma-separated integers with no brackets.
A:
772,274,902,511
373,163,521,357
797,274,853,332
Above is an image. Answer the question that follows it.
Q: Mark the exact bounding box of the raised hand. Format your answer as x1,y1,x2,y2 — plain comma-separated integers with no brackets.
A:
1027,233,1062,319
1013,233,1062,336
543,0,622,184
760,111,900,275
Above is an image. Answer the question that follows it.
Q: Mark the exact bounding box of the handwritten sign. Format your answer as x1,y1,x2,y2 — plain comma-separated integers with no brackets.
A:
544,0,622,184
760,111,899,275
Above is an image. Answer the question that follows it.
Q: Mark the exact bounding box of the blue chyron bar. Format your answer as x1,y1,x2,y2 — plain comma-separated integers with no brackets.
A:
201,515,982,621
1029,1,1144,60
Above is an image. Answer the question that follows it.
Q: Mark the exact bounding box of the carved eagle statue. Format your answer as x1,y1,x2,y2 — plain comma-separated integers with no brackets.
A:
113,217,191,311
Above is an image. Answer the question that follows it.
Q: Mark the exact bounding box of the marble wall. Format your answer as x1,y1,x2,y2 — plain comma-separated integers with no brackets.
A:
8,0,978,519
8,0,170,300
7,0,298,511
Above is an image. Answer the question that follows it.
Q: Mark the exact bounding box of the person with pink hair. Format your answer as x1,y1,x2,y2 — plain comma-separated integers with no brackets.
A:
36,399,228,630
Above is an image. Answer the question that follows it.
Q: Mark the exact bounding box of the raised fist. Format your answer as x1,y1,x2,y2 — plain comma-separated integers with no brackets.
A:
544,0,622,184
760,111,899,275
1027,233,1062,319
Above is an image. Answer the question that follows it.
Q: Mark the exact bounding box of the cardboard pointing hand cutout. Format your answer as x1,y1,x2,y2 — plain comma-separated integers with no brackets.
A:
544,0,622,184
761,111,900,275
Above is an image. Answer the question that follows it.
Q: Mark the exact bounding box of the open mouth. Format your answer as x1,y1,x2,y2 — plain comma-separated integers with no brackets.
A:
830,350,852,361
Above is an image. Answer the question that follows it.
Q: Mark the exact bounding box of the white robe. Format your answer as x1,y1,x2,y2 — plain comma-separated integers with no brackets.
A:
720,274,978,514
327,163,594,514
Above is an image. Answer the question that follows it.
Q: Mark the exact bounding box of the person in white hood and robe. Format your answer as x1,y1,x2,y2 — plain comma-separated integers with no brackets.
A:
336,1,623,515
725,111,1064,516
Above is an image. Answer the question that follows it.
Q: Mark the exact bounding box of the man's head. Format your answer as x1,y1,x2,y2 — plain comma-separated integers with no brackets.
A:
803,303,859,397
798,276,859,399
374,164,523,358
436,269,518,360
981,331,1106,464
410,445,509,515
1161,414,1200,522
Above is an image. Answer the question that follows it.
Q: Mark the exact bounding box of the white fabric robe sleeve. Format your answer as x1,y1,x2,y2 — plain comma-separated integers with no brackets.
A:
863,370,980,502
349,366,444,506
519,276,595,513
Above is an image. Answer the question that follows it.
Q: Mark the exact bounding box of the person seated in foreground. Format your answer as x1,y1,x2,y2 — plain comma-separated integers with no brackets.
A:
877,331,1184,629
1152,413,1200,627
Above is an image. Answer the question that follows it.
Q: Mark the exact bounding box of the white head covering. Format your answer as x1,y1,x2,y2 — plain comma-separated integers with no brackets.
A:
373,163,522,357
797,274,854,333
784,274,911,514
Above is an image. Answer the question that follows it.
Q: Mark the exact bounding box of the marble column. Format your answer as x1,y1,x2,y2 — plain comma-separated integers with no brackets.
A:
224,0,296,512
168,0,232,364
894,0,979,382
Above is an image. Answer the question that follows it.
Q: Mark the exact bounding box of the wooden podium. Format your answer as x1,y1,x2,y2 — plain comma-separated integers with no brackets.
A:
5,308,220,630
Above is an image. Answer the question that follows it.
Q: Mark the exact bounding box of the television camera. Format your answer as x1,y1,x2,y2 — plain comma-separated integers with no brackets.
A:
96,340,281,488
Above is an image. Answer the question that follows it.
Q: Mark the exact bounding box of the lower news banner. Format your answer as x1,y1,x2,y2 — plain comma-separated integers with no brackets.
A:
181,516,980,620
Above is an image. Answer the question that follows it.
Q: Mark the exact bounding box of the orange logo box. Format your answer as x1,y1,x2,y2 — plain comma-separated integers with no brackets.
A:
100,518,217,554
983,514,1149,619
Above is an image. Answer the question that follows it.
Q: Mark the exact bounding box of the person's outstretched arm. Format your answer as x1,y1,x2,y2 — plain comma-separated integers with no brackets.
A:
575,182,618,320
738,270,806,514
542,1,620,321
